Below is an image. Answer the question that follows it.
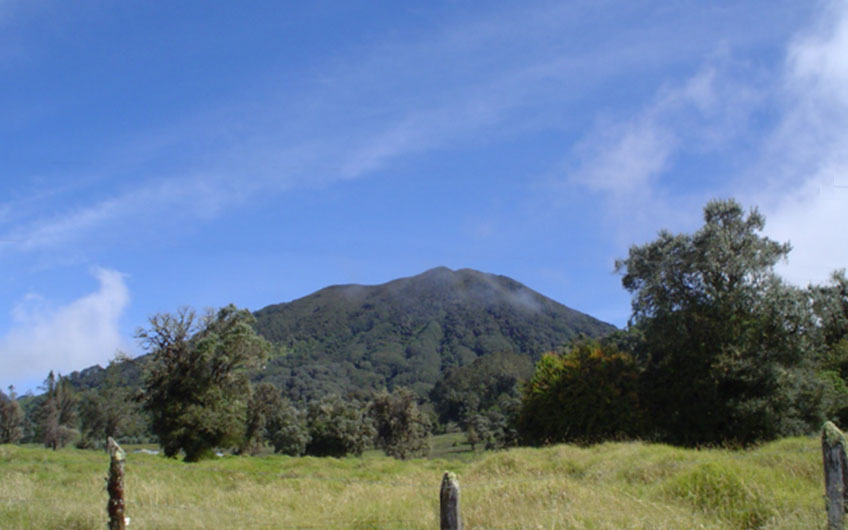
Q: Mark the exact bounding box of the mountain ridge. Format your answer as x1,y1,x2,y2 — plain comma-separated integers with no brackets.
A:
64,267,615,402
253,266,615,399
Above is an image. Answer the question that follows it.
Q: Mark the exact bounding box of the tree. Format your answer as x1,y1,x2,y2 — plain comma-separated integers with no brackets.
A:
464,413,489,451
267,400,310,456
305,394,374,457
812,270,848,347
0,386,24,444
138,305,271,461
616,199,823,445
369,387,431,459
516,338,642,445
812,270,848,424
242,382,283,455
241,382,311,456
430,351,532,427
36,372,79,450
77,357,145,449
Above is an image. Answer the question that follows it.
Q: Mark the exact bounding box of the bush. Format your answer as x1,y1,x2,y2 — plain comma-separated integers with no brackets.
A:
517,338,642,445
305,395,374,457
369,387,431,459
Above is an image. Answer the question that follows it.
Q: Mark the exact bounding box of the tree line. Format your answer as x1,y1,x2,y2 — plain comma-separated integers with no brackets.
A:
0,306,433,461
2,198,847,455
517,199,848,447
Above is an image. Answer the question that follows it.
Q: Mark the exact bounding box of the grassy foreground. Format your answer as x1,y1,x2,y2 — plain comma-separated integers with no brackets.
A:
0,436,826,529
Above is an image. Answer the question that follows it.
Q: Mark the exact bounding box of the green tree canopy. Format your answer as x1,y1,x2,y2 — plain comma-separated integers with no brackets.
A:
516,338,642,445
305,394,374,457
0,386,24,444
616,199,823,445
34,372,79,450
76,356,146,449
812,270,848,424
138,304,270,461
369,387,431,459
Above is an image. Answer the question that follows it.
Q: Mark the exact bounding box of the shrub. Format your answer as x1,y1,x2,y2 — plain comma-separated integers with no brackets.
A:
517,338,642,445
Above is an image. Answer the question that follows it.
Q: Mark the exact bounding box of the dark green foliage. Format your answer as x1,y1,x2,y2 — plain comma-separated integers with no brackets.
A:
254,267,614,400
35,372,79,450
430,351,532,426
369,387,431,459
0,386,24,444
617,199,824,446
812,270,848,347
242,383,310,456
76,357,147,449
517,338,642,445
813,271,848,424
305,395,374,457
465,405,519,450
139,305,271,462
242,382,282,455
268,400,310,456
66,354,148,392
429,351,528,449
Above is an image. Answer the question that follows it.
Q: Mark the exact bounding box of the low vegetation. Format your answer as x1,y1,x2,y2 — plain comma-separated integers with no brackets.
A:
0,435,825,529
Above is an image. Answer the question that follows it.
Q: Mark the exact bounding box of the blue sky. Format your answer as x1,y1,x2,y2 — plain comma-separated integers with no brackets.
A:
2,1,847,394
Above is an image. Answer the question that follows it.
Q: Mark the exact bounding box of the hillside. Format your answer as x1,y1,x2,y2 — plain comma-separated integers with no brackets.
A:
64,267,614,403
253,267,615,399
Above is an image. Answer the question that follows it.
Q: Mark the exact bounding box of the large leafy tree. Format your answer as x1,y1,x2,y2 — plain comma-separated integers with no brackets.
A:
267,399,310,456
305,394,374,457
138,305,270,461
369,387,431,459
616,199,823,445
241,382,311,456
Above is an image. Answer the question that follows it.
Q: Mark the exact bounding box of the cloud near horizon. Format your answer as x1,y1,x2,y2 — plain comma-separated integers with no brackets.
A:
0,267,130,388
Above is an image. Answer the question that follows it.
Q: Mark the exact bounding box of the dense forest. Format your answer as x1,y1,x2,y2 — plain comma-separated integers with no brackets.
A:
2,199,847,460
252,266,613,399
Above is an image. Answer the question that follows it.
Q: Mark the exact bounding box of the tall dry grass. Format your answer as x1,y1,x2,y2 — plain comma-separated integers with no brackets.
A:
0,436,824,529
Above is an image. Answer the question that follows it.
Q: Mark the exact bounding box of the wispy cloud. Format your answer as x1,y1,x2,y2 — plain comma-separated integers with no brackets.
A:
561,61,763,243
0,267,130,387
758,0,848,285
2,2,660,255
0,2,818,266
557,0,847,285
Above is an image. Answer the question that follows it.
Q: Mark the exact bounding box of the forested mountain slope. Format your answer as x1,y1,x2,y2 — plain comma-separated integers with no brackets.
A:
253,267,615,399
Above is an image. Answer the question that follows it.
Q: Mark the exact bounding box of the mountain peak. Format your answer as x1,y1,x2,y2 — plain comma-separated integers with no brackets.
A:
253,268,615,399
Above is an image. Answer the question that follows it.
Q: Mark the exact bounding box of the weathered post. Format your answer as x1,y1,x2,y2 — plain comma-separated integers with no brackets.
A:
107,437,127,530
823,421,848,529
440,471,462,530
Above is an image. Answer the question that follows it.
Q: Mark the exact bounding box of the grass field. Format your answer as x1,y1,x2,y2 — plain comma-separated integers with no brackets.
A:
0,435,827,529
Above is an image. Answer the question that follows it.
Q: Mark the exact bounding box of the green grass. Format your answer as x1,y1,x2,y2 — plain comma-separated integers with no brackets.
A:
0,435,827,529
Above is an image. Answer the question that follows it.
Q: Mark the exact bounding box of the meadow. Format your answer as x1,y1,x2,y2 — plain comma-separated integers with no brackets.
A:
0,434,827,529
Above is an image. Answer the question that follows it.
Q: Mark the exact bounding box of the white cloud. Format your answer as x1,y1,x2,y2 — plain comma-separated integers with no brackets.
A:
0,2,817,263
571,114,675,196
562,62,758,243
565,0,848,286
0,268,130,386
758,0,848,285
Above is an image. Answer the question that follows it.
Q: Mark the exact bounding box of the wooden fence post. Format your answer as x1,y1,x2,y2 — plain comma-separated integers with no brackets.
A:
107,437,127,530
440,471,461,530
823,421,848,530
